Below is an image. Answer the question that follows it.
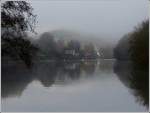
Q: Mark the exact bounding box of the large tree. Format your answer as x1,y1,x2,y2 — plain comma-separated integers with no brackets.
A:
129,20,149,69
1,1,36,33
1,1,37,67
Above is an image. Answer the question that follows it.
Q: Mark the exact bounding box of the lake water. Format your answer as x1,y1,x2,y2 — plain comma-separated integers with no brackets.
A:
2,59,148,112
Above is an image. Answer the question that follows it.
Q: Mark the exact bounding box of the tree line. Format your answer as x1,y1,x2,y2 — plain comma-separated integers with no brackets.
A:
2,1,148,69
34,32,100,60
1,1,107,68
114,20,149,69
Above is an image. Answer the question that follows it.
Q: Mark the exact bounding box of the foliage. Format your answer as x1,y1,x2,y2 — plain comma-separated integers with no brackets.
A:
1,1,37,33
1,1,38,67
113,34,130,60
2,35,38,67
114,20,149,107
114,20,149,66
129,20,149,69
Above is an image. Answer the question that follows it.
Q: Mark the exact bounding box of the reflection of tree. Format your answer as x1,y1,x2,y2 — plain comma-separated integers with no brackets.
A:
2,61,98,98
81,61,96,75
34,62,58,87
2,64,34,98
99,60,114,73
130,63,149,108
114,61,149,109
62,62,81,80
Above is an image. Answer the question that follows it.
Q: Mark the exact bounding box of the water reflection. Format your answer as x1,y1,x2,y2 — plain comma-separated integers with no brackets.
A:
2,59,148,111
2,60,99,98
2,64,34,98
113,60,149,109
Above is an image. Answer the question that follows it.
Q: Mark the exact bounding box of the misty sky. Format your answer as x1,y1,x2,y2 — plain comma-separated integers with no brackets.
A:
30,0,148,40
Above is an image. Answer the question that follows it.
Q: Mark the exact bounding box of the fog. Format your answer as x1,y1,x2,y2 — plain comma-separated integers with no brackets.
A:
2,1,149,112
30,0,148,43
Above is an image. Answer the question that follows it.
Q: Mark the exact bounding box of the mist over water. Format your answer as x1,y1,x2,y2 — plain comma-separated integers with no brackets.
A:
1,0,149,112
2,60,148,112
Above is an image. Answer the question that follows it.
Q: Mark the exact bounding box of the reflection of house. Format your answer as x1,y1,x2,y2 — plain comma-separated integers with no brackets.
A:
84,52,92,57
97,51,100,57
84,51,100,58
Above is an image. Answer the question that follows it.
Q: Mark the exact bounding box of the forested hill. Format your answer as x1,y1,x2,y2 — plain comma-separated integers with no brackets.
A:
33,30,116,59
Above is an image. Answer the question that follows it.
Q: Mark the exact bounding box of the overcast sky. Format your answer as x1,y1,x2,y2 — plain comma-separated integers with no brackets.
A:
30,0,149,40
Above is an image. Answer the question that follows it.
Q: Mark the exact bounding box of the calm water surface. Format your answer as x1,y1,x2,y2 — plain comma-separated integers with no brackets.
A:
2,59,148,112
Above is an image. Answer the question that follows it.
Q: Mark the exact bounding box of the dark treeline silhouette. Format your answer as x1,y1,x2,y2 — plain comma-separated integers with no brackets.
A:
130,21,149,69
113,20,149,108
1,1,38,67
113,34,130,60
114,20,149,65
